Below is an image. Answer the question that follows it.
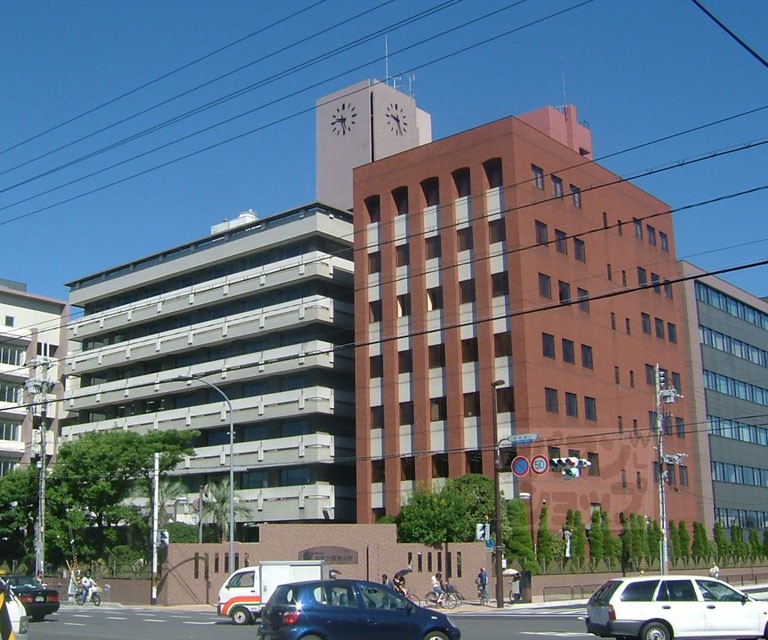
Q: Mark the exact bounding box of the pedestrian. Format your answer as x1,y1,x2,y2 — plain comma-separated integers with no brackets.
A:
476,567,489,605
709,563,720,579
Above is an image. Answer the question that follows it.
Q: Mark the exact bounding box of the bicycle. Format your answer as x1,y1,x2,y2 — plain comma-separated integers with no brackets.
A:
423,590,458,609
445,582,465,605
402,589,422,607
75,586,101,606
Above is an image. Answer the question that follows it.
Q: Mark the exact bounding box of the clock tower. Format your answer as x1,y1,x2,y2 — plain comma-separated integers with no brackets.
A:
316,79,432,211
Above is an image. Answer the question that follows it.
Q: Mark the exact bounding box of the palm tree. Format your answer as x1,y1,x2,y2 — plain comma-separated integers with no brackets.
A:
202,478,250,543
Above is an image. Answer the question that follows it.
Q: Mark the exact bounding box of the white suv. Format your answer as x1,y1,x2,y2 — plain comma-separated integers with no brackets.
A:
2,585,30,639
586,574,768,640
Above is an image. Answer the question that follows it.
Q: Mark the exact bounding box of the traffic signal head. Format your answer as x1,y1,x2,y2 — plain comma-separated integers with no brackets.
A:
562,467,580,479
550,457,589,477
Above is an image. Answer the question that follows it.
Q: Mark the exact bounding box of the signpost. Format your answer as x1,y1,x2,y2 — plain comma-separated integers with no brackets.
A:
511,455,530,477
531,454,549,475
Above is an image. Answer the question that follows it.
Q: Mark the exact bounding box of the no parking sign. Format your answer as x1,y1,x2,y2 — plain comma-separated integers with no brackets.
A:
511,455,530,477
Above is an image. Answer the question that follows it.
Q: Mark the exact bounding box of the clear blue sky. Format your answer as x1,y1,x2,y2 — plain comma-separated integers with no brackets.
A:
2,0,766,301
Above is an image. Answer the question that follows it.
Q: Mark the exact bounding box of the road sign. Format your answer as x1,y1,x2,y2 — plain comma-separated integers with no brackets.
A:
485,538,494,550
531,454,549,475
511,455,530,477
500,433,540,446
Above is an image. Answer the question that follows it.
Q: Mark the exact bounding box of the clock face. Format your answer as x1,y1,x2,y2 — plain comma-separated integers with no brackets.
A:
385,102,408,135
331,102,356,136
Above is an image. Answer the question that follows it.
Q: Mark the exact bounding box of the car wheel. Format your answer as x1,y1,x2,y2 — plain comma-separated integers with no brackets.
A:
423,632,449,640
302,636,322,640
641,621,672,640
231,607,251,625
32,615,45,622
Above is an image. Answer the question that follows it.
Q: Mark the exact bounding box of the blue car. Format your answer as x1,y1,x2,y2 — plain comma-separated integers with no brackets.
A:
257,578,461,640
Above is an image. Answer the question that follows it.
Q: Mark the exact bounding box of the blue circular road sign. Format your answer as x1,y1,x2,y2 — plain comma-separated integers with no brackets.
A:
511,455,530,477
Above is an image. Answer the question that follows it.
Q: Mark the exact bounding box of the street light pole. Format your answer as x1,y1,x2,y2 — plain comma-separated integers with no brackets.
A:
178,375,235,569
491,379,505,609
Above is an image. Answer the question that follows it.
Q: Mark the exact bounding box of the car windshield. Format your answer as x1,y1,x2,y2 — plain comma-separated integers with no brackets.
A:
9,577,36,587
589,580,622,605
696,579,745,602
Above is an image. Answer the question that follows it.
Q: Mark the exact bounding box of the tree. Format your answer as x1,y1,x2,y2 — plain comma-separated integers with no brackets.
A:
202,478,250,544
504,499,538,573
536,503,556,569
601,511,617,569
588,509,605,566
571,510,588,568
692,521,709,563
730,524,746,561
646,519,661,565
748,529,762,562
0,466,39,569
668,519,680,564
713,522,730,562
677,521,691,563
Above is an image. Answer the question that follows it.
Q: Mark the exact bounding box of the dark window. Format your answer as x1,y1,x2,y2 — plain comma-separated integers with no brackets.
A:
484,158,503,189
370,355,383,378
494,332,512,357
535,220,548,245
555,229,568,254
368,251,381,273
539,273,552,299
369,300,382,323
633,218,643,239
578,288,590,312
392,186,408,215
371,459,385,483
655,317,665,339
574,238,586,262
427,286,443,311
489,218,506,243
453,168,471,198
425,235,442,259
615,366,620,384
637,267,648,286
611,312,617,330
672,371,681,392
626,317,631,334
679,465,688,485
461,338,479,363
651,273,661,294
607,263,613,281
398,350,413,374
397,294,411,317
647,225,657,246
542,333,555,359
532,164,544,190
371,406,384,428
630,371,635,388
552,175,563,199
558,281,571,304
581,344,593,369
565,392,578,417
562,339,575,364
641,313,651,334
459,280,476,304
664,280,673,299
365,195,381,223
497,386,515,413
587,452,599,476
603,212,608,228
660,231,669,252
618,416,624,433
645,364,655,385
395,244,410,267
463,392,481,417
429,344,445,368
584,396,597,421
421,177,440,207
667,323,677,343
570,185,582,208
430,397,447,421
545,387,559,413
491,272,508,297
399,401,414,425
457,227,473,252
675,417,685,438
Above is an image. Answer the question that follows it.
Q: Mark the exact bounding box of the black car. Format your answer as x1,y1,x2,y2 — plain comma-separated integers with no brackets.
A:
258,578,461,640
5,575,61,621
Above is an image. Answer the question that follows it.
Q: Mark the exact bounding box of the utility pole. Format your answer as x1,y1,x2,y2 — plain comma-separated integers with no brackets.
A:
490,379,505,609
151,452,159,605
656,364,681,575
26,358,56,576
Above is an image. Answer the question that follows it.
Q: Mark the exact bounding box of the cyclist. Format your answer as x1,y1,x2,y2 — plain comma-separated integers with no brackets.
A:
431,572,445,603
80,571,95,602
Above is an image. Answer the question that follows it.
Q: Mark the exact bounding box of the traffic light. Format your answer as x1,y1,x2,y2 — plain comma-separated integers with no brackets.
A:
158,530,170,546
476,523,486,541
550,457,591,479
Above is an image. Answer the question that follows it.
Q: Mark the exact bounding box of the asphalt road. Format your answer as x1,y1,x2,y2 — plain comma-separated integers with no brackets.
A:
31,602,591,640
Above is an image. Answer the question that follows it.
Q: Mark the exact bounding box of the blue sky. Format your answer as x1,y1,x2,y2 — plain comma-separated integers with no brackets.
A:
2,0,766,301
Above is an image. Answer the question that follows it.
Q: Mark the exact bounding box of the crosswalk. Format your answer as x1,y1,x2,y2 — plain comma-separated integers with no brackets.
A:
453,605,586,618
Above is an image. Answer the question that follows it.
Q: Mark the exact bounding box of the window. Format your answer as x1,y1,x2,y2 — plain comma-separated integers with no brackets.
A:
426,286,443,311
651,273,661,294
672,371,681,392
622,270,627,286
461,338,479,363
368,251,381,273
655,317,665,339
660,231,669,252
392,186,408,215
581,344,593,369
453,167,471,198
497,386,515,413
398,350,413,374
425,235,442,259
633,217,643,239
399,401,414,425
584,396,597,421
532,164,545,190
489,218,506,243
618,220,624,236
535,220,549,245
603,212,608,228
611,312,617,330
562,339,575,364
457,227,473,252
664,280,673,299
587,452,600,476
430,397,447,421
574,237,586,262
615,366,620,384
429,344,445,368
625,317,631,334
565,392,578,417
621,469,627,490
421,177,439,207
668,323,677,343
607,263,613,281
370,355,383,378
578,288,590,312
4,316,14,327
371,406,384,428
636,471,642,489
552,175,563,199
630,370,635,388
365,195,381,223
545,387,559,413
647,225,657,246
637,267,648,286
558,281,571,304
369,300,382,323
397,294,411,317
679,465,688,485
494,332,512,357
645,364,655,386
641,313,652,334
570,185,582,208
459,280,476,304
538,273,552,299
492,272,508,297
542,333,555,359
555,229,568,254
633,418,639,435
395,244,410,267
463,392,481,417
484,158,503,188
675,417,685,438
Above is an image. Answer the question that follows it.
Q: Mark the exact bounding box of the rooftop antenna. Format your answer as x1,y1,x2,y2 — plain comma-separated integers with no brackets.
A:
385,35,390,86
560,57,568,113
408,73,416,97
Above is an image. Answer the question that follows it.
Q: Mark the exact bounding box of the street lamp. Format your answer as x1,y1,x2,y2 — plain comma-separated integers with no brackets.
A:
177,374,235,568
519,491,535,555
491,379,505,609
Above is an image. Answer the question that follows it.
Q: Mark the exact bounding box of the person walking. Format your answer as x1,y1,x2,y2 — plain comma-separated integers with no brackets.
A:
476,567,489,605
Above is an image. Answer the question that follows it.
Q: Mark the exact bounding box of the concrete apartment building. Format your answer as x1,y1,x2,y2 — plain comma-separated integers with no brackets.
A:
679,261,768,537
352,105,702,531
62,204,357,528
0,278,68,474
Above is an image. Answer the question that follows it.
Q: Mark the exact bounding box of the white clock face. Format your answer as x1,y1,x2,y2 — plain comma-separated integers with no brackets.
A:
331,102,357,136
385,103,407,135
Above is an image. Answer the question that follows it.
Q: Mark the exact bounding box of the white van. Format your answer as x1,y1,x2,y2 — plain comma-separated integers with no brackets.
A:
217,560,327,625
2,583,30,639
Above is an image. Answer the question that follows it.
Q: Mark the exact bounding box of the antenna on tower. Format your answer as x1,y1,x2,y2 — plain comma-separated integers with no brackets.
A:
560,57,568,109
385,35,390,85
408,73,416,97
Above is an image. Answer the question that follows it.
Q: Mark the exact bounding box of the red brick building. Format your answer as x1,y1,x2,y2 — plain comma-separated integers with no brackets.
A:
352,105,701,534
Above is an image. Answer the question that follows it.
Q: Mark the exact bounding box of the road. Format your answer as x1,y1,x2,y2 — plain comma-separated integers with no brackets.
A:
31,602,592,640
